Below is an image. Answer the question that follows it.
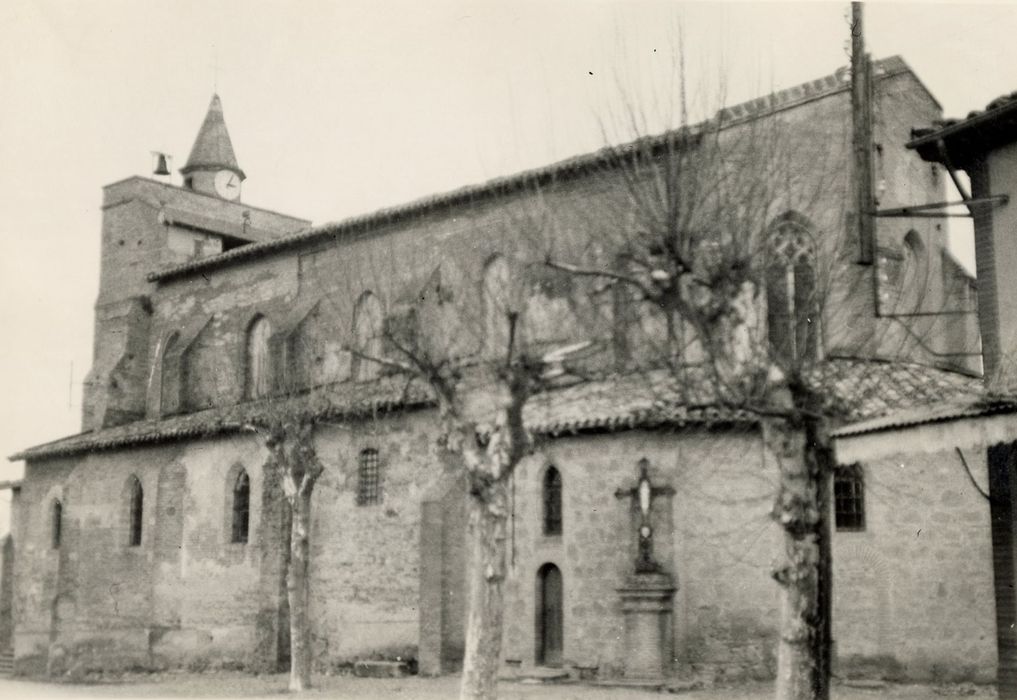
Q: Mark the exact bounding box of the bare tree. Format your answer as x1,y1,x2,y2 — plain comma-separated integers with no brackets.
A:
339,241,603,699
241,398,328,691
526,55,973,693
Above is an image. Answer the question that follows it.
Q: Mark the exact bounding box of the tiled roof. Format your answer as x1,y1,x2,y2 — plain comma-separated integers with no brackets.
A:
11,358,981,462
808,357,983,422
181,94,245,179
10,376,434,462
150,56,916,284
832,395,1017,439
908,89,1017,161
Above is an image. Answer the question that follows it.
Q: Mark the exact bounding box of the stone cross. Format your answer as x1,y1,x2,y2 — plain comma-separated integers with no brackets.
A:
615,457,674,574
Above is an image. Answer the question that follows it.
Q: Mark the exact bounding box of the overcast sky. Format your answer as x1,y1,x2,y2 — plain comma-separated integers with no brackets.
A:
1,1,1014,523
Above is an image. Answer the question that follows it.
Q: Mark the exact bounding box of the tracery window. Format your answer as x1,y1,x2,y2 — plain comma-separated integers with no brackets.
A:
245,316,272,399
231,470,251,544
766,218,819,364
128,476,143,547
353,292,383,381
51,499,62,549
543,466,562,536
834,464,866,531
357,448,381,506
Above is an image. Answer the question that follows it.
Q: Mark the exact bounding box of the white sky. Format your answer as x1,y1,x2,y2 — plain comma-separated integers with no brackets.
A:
1,1,1015,519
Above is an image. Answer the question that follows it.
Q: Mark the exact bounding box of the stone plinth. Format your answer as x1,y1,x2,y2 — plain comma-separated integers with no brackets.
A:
617,572,676,680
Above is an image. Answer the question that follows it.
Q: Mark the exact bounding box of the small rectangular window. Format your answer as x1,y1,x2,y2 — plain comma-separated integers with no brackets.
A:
357,449,381,506
834,464,865,531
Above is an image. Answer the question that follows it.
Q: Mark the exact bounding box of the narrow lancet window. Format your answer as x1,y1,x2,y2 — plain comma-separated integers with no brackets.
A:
231,470,251,544
128,476,143,547
543,466,562,536
52,499,62,549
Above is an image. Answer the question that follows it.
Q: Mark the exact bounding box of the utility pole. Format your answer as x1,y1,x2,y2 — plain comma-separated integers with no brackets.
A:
851,1,875,265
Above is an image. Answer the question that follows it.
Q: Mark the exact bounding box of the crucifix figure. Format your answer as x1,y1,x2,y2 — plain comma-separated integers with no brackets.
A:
615,457,673,575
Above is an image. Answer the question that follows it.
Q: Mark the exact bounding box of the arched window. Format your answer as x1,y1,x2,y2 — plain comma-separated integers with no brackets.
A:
543,466,562,536
245,316,272,399
834,463,866,531
535,563,563,667
766,218,819,364
483,255,511,355
356,448,381,506
353,292,383,381
127,476,143,547
231,470,251,544
51,499,62,549
901,230,928,311
160,332,180,413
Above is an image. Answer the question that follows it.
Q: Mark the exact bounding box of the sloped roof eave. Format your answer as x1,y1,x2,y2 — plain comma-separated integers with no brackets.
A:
11,359,984,463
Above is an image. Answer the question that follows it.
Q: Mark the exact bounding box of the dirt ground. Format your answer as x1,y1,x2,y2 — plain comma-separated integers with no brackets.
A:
0,673,997,700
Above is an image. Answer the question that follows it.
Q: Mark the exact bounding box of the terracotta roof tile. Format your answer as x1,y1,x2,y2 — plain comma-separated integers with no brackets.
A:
11,358,981,462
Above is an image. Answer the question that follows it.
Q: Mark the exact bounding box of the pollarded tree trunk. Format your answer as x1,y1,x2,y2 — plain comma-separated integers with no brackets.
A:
770,414,831,700
287,488,314,692
459,478,510,700
256,420,324,693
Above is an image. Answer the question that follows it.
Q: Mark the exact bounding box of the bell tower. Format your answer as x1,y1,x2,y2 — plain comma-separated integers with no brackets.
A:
179,94,246,201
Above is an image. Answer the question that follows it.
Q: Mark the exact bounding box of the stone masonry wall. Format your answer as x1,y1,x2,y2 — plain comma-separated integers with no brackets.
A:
501,428,995,682
12,411,456,677
833,446,996,682
14,436,277,675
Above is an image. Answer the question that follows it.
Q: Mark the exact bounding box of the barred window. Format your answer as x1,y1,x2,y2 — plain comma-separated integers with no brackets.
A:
128,476,144,546
231,470,251,544
543,466,562,536
357,448,381,506
834,464,866,531
52,499,62,549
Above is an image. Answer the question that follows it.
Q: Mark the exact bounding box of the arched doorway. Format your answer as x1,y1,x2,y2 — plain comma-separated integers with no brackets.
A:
535,563,563,667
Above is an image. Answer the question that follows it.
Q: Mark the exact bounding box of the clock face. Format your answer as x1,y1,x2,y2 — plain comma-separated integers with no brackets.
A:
214,169,241,200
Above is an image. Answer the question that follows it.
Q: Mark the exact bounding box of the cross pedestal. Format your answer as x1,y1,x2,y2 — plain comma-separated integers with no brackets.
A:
614,457,677,680
617,571,676,680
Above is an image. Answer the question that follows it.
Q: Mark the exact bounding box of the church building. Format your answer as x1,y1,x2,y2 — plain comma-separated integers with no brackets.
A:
4,57,998,684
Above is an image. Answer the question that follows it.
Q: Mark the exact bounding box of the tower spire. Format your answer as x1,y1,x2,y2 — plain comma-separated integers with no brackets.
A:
180,94,245,200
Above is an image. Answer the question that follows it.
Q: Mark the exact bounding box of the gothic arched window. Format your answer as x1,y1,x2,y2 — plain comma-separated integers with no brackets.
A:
51,499,62,549
766,218,819,364
353,292,383,381
357,448,381,506
543,466,562,536
231,470,251,544
127,476,143,547
483,255,511,356
245,316,272,399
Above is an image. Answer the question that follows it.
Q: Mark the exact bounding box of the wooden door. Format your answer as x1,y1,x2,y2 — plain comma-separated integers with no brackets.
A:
536,563,563,667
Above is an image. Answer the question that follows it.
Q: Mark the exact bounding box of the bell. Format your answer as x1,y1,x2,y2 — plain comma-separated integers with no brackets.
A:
153,153,170,176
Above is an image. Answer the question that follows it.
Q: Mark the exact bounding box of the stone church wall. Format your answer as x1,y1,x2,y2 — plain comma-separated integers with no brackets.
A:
501,428,995,682
13,437,279,675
